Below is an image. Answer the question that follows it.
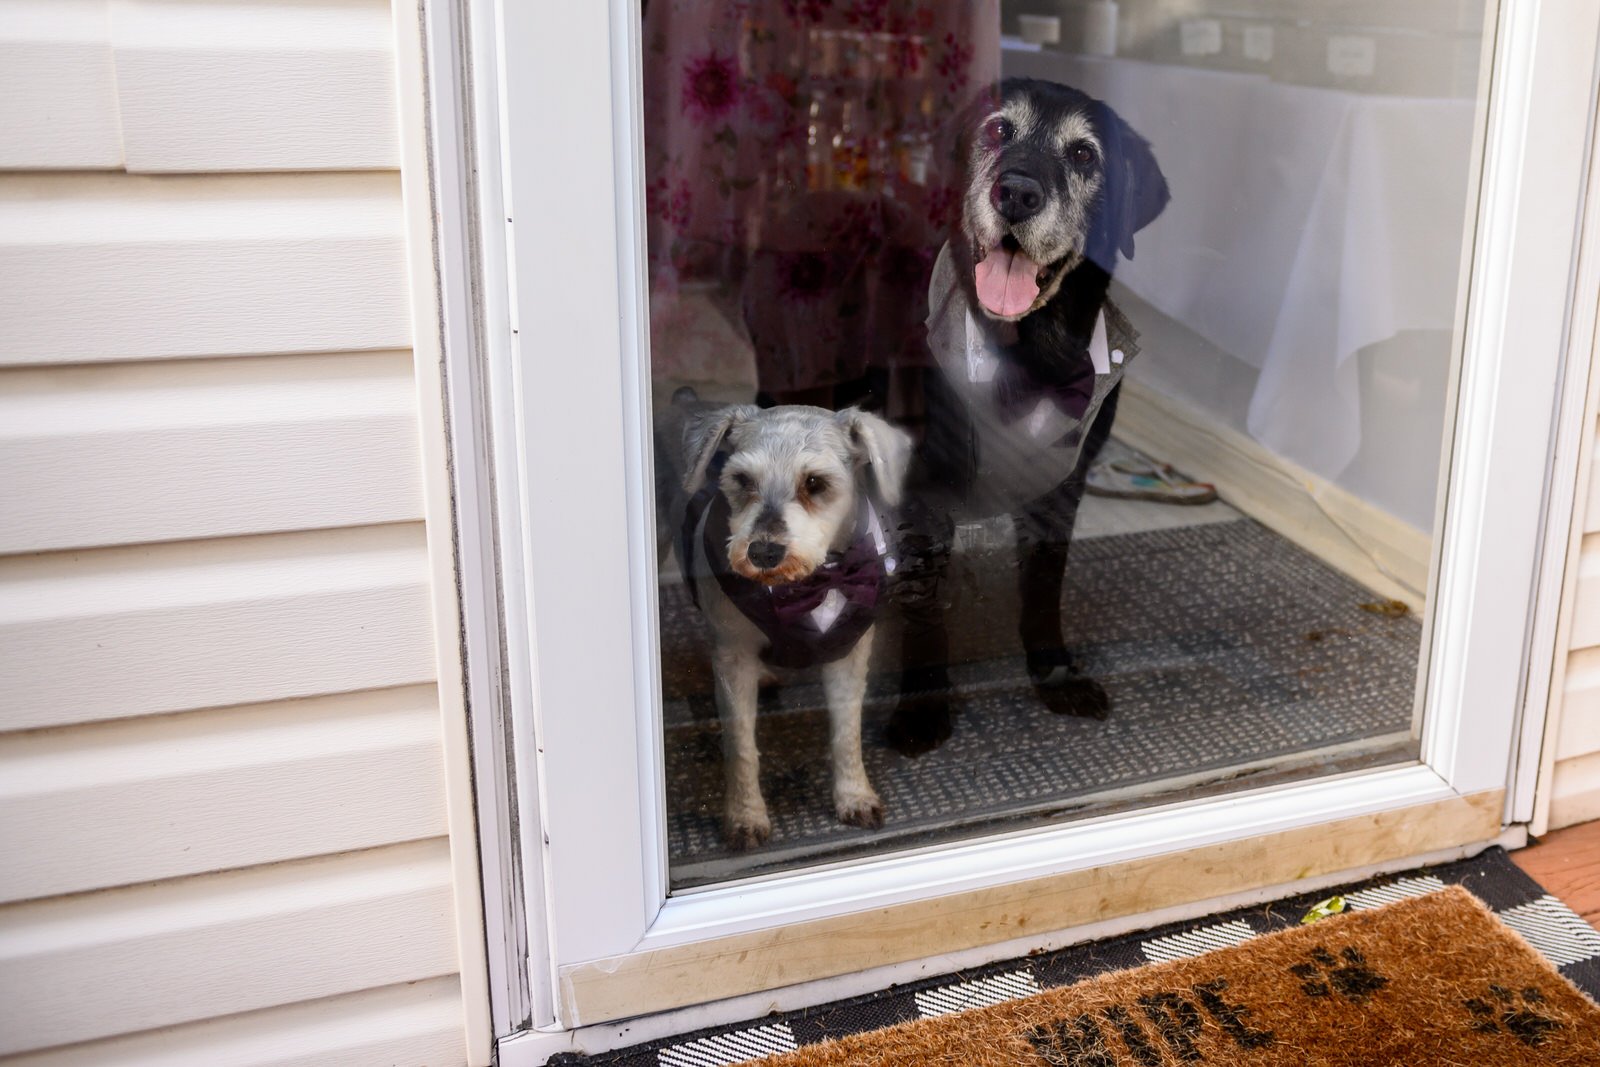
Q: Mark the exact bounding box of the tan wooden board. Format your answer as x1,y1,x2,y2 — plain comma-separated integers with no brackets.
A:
560,788,1503,1025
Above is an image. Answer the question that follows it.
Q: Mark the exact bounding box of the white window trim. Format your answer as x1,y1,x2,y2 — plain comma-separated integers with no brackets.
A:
423,0,1600,1052
416,0,542,1038
1516,57,1600,832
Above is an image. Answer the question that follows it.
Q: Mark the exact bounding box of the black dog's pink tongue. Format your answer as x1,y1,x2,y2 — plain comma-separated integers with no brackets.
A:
975,246,1041,317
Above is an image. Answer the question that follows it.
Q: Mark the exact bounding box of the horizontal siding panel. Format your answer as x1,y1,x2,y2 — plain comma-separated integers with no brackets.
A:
111,0,399,172
7,976,465,1067
0,172,409,364
1549,750,1600,830
0,351,424,553
0,685,446,904
0,839,458,1057
0,1,398,174
0,1,123,169
1567,531,1600,649
0,524,436,731
8,976,465,1067
1558,646,1600,760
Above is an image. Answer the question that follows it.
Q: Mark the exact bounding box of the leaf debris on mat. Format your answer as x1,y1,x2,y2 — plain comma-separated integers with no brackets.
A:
1358,599,1410,618
1301,895,1346,924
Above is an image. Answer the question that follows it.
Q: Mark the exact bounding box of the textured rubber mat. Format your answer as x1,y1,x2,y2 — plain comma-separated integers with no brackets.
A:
660,518,1422,886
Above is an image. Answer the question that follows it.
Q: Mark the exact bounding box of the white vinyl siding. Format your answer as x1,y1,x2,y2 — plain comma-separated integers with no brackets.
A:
4,977,467,1067
1551,511,1600,828
0,351,423,552
0,1,123,169
1544,321,1600,830
0,0,483,1064
0,173,410,363
0,526,436,732
0,840,457,1056
0,0,398,172
0,686,447,903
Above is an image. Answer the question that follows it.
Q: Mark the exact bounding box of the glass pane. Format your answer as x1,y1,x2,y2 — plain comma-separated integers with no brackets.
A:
643,0,1491,888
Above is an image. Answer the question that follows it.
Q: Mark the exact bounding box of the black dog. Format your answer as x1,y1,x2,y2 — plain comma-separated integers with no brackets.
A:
886,78,1169,755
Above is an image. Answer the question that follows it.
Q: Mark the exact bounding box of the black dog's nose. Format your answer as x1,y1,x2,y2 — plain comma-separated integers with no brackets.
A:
748,541,787,569
993,171,1045,224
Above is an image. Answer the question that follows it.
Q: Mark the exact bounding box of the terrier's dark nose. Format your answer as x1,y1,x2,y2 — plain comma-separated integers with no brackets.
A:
748,541,787,569
993,171,1045,224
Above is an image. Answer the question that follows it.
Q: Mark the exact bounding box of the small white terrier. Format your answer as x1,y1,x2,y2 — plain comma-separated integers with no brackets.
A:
674,402,912,849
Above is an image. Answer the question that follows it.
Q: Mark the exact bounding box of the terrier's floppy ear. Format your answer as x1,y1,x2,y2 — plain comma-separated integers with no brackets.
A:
1087,104,1169,271
682,405,757,493
837,408,913,507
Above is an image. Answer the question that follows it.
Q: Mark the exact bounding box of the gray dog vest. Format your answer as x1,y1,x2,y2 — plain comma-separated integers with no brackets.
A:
925,241,1140,517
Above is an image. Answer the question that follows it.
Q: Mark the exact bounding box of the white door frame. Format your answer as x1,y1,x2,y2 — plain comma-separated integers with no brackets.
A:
418,0,1600,1058
1514,71,1600,832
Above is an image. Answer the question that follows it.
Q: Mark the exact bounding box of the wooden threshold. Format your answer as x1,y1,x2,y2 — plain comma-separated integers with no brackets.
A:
1114,378,1432,613
558,788,1502,1025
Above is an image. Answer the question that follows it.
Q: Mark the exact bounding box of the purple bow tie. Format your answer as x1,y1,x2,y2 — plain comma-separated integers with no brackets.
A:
762,533,884,629
681,474,889,670
990,353,1097,424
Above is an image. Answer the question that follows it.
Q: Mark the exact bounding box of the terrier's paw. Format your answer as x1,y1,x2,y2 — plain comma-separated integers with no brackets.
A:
835,786,885,829
885,692,954,756
724,813,771,851
723,796,771,851
725,820,771,851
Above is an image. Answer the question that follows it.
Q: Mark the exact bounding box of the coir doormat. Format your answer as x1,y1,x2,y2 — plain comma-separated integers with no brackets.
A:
737,886,1600,1066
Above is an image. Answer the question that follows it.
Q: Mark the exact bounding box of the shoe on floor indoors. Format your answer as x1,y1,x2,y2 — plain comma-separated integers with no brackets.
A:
1086,458,1218,505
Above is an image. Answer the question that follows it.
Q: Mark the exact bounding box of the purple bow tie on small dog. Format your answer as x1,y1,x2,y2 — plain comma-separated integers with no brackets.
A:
682,469,890,671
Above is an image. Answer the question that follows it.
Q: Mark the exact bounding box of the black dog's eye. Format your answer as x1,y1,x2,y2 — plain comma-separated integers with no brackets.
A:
802,474,830,496
982,116,1014,148
1067,142,1097,168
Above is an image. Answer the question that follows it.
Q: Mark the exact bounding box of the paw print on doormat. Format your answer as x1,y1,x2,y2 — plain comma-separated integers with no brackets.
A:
1463,985,1564,1047
1289,946,1389,1001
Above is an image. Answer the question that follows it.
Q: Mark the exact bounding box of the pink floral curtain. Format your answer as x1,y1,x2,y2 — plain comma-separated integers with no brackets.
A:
643,0,1000,399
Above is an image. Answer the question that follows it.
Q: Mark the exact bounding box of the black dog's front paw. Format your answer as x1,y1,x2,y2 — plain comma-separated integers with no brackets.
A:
885,666,957,756
885,692,955,756
1028,649,1112,720
1039,675,1112,720
1025,646,1083,680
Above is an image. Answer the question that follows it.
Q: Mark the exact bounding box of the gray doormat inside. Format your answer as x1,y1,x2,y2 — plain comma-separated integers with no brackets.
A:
661,518,1421,888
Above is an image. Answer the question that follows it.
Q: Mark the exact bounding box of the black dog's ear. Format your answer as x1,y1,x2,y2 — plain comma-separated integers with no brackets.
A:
1088,106,1169,271
682,405,756,493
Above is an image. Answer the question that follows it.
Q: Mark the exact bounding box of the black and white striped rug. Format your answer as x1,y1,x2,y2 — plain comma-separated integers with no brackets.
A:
553,848,1600,1066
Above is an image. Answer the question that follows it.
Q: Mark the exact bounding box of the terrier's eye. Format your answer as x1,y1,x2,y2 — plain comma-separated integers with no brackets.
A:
803,474,829,496
731,472,755,492
1067,142,1096,168
982,117,1014,148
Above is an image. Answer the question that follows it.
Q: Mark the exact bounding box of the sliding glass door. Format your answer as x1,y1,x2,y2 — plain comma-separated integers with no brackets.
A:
468,0,1599,1037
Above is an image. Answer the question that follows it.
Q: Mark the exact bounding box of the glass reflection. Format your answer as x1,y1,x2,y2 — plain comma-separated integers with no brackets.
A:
646,0,1486,887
